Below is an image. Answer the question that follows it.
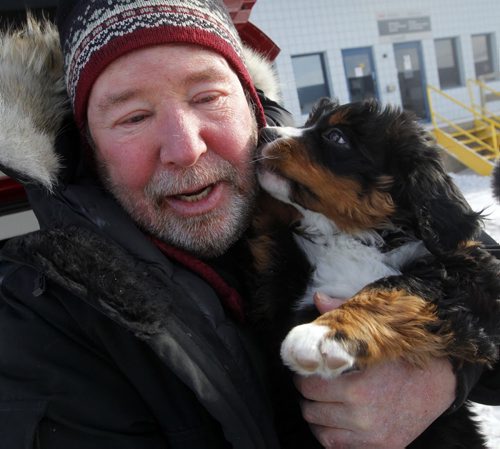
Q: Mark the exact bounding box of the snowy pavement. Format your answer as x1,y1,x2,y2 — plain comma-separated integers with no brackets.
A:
450,172,500,242
450,171,500,449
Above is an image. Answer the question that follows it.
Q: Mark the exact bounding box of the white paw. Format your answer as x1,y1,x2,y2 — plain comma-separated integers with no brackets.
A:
280,323,356,378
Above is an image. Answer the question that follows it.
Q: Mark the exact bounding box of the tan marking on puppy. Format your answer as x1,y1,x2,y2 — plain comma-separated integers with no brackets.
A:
458,240,481,250
248,235,275,273
249,193,302,273
326,110,350,126
264,141,395,232
313,288,454,368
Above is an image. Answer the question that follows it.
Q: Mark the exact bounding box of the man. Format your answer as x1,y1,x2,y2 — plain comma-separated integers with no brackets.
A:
0,1,497,448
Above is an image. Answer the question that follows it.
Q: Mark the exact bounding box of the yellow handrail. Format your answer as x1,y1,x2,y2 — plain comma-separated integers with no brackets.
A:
433,111,498,156
466,79,484,120
467,78,500,118
427,84,499,155
428,84,498,124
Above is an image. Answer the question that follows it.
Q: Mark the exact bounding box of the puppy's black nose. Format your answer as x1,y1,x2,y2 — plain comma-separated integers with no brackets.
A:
259,126,281,145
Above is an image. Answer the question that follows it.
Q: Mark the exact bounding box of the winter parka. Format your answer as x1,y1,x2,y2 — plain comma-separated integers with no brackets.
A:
0,18,291,449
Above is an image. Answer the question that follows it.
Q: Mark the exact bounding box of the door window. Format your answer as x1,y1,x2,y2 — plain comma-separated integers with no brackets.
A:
342,48,378,102
291,53,331,115
394,42,429,120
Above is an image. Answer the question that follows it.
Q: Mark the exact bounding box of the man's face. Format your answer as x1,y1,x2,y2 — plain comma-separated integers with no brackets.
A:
87,44,259,257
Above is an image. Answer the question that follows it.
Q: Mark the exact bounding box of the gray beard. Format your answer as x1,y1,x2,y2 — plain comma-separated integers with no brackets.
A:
97,152,258,259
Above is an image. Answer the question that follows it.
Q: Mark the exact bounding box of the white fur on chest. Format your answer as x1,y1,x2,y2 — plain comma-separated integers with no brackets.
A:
294,210,428,310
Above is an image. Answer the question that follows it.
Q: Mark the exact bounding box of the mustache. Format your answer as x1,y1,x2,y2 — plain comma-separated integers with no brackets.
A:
145,158,240,200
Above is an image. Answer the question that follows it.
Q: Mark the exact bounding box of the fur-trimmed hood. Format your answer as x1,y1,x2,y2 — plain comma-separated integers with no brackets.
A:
0,16,281,192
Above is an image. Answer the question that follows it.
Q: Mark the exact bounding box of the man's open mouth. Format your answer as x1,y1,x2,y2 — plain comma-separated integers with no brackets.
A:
174,185,214,202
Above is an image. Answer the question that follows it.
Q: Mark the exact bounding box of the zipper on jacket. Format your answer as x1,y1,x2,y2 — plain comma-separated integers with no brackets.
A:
33,273,46,297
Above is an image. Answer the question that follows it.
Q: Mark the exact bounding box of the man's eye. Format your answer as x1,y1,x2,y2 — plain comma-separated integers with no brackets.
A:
122,114,147,125
323,128,348,146
193,92,224,105
197,94,217,103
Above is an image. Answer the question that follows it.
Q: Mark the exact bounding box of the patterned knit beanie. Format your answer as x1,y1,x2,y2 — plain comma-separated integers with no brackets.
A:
56,0,266,130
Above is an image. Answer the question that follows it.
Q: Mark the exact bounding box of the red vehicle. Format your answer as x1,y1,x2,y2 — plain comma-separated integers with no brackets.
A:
0,0,279,242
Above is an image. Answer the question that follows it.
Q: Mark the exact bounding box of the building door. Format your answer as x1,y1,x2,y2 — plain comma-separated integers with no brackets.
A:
394,41,429,120
342,47,378,102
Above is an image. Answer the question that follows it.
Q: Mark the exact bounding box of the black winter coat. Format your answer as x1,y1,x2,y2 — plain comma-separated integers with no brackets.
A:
0,219,275,448
0,92,294,448
0,17,294,445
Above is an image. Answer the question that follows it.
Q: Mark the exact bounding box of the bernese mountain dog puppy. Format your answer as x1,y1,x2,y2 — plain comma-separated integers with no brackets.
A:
246,98,500,448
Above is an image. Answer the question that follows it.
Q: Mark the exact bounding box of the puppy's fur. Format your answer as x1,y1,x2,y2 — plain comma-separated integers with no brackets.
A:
247,98,500,448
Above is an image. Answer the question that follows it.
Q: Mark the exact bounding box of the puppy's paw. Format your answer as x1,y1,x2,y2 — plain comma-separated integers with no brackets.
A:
280,323,356,378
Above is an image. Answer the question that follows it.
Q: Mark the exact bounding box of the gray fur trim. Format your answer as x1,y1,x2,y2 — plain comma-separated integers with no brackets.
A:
2,226,172,336
0,15,68,191
243,45,281,103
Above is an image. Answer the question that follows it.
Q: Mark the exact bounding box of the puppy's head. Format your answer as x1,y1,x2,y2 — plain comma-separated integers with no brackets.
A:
257,98,481,252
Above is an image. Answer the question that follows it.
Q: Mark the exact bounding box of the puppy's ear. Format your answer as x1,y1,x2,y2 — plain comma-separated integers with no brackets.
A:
392,122,481,253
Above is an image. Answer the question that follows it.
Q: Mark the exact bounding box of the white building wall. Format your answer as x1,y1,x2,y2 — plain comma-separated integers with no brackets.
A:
251,0,500,125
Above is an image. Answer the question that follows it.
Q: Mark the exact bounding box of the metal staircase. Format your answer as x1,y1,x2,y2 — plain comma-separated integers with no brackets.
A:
427,78,500,175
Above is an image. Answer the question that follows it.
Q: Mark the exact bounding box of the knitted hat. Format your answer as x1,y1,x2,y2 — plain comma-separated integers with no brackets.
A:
56,0,266,130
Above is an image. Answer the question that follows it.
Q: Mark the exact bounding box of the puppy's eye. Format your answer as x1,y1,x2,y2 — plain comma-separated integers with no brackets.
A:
323,128,348,146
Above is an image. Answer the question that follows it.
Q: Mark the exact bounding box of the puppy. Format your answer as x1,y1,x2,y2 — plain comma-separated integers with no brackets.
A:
247,98,500,448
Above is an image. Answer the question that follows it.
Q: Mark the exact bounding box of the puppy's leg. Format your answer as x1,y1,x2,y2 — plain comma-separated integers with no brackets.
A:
281,288,453,377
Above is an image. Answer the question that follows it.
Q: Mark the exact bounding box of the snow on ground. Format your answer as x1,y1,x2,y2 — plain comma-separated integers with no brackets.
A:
450,171,500,241
449,170,500,449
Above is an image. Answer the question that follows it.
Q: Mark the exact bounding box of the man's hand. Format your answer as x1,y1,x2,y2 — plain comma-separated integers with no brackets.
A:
293,293,457,449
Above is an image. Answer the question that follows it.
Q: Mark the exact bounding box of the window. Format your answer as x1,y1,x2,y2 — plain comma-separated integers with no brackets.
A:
342,47,378,102
435,37,462,88
472,34,496,77
291,53,331,115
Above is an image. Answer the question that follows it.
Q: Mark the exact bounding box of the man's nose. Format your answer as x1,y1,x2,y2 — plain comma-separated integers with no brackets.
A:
159,109,207,167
